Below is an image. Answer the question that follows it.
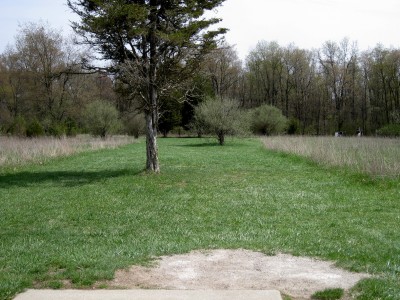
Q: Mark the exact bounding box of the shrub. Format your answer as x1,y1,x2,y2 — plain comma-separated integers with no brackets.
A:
48,122,67,138
170,126,188,137
189,114,207,138
250,104,287,135
65,118,79,137
123,113,146,138
287,118,300,135
26,119,45,137
84,100,122,138
8,115,27,136
376,124,400,137
0,110,13,134
194,97,249,145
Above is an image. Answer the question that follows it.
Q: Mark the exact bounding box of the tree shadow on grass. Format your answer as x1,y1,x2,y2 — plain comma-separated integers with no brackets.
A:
0,168,142,189
175,138,250,148
176,141,221,148
177,142,249,148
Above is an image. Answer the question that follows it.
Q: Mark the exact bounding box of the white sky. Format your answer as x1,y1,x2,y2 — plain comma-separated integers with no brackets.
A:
1,0,399,60
216,0,400,59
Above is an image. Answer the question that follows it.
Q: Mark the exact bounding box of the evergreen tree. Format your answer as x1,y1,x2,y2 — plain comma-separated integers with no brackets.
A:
68,0,227,172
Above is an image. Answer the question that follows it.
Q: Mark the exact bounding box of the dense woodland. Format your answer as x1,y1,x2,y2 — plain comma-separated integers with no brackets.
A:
1,23,399,137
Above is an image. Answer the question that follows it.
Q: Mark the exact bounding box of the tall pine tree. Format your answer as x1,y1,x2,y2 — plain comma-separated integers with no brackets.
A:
68,0,227,172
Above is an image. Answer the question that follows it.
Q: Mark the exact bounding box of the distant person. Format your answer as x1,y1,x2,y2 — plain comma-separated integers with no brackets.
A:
356,128,362,137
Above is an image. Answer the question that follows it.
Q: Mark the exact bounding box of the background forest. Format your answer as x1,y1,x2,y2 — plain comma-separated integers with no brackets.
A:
1,23,399,138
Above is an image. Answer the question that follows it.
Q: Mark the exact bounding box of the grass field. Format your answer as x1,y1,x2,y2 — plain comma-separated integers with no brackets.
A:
0,135,135,169
263,136,400,178
0,137,399,299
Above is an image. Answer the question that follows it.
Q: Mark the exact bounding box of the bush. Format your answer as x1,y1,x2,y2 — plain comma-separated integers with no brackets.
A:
26,119,45,137
65,118,79,137
376,124,400,137
8,115,27,136
48,122,67,138
0,110,13,134
189,114,207,138
250,104,287,135
84,100,122,138
123,113,146,138
194,98,249,145
287,118,300,135
170,126,188,137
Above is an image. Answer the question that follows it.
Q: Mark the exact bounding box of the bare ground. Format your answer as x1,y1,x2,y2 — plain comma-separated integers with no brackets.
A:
104,249,370,299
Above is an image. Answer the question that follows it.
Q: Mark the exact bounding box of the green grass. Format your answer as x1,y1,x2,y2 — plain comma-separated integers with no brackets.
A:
312,288,344,300
1,138,399,299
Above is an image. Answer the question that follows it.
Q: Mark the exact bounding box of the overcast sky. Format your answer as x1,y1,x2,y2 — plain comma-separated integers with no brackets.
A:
1,0,399,60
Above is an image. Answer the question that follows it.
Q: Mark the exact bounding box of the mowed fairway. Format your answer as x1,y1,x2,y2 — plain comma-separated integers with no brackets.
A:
0,138,399,299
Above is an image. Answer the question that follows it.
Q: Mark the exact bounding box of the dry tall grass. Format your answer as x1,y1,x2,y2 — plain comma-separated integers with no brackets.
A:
0,135,135,168
263,136,400,177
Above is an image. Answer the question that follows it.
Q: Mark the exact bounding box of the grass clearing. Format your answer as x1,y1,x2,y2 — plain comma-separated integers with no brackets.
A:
0,138,399,299
262,136,400,178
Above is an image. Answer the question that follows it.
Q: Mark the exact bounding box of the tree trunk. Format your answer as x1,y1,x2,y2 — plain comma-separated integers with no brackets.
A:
145,2,160,173
145,111,160,173
217,131,225,145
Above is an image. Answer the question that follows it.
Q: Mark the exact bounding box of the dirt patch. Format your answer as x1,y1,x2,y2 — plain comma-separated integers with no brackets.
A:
105,249,370,299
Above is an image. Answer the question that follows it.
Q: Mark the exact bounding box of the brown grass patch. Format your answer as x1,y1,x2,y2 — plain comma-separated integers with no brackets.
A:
0,135,135,168
262,136,400,177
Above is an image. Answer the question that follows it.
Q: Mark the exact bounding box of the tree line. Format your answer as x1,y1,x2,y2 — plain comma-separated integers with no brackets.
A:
1,27,399,141
0,23,122,137
203,39,400,136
